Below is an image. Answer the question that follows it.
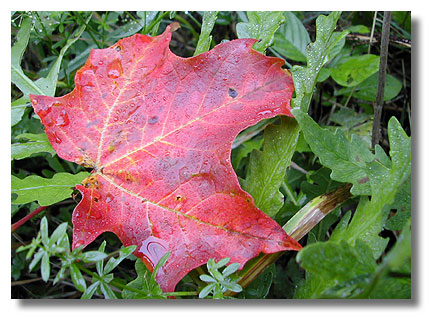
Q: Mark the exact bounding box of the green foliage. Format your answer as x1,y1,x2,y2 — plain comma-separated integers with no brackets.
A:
336,73,403,102
16,216,108,290
12,133,56,160
11,171,90,206
292,108,374,195
194,11,218,56
242,117,300,218
272,12,310,62
291,11,349,112
121,255,169,299
236,11,286,53
240,264,275,299
330,54,380,87
295,117,411,298
11,11,411,300
199,258,242,299
81,242,137,299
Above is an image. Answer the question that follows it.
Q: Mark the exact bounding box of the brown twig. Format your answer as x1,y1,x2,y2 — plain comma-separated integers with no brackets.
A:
11,205,48,233
372,11,392,148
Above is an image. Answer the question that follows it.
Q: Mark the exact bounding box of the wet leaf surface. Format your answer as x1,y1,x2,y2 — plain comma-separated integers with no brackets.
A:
30,24,300,292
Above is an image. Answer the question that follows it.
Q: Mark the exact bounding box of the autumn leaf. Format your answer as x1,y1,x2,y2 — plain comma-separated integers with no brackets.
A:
30,24,300,292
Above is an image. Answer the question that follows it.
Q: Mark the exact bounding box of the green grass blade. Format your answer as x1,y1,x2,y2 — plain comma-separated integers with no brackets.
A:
194,11,218,56
236,11,285,53
242,117,300,218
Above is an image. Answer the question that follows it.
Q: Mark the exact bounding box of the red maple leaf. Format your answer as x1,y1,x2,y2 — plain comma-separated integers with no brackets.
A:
30,24,301,292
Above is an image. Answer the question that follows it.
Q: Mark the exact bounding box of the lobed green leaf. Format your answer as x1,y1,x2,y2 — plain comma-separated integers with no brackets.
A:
292,108,374,195
291,11,348,112
11,171,90,206
236,11,285,53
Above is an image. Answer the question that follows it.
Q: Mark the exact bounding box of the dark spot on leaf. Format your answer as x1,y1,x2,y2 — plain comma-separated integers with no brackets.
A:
228,88,238,98
358,177,369,184
175,195,182,201
115,46,121,52
94,197,99,202
149,116,158,124
356,155,361,162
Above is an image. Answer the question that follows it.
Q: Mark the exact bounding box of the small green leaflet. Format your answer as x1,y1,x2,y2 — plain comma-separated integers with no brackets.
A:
291,11,349,112
12,133,56,160
194,11,218,56
336,73,402,102
11,171,90,206
272,12,310,62
11,97,30,127
384,177,411,231
122,255,168,299
236,11,285,53
242,117,300,218
330,54,380,87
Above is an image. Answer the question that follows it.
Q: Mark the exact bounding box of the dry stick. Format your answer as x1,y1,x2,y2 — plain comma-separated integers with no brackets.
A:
11,205,48,233
368,11,378,54
372,11,392,148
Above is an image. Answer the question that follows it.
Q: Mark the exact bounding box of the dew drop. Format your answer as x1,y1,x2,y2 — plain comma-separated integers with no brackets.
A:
179,166,190,181
51,131,62,144
138,236,168,269
74,240,85,248
108,69,120,79
257,110,273,116
55,110,70,127
107,59,123,79
105,193,114,203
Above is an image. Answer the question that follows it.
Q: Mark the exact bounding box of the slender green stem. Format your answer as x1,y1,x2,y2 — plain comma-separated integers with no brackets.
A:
174,14,200,40
74,12,102,49
145,11,170,35
124,11,139,24
185,11,202,29
281,181,298,206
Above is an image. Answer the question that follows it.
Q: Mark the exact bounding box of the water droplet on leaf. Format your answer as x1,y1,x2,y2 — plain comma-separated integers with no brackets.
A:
138,236,168,269
55,110,70,127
